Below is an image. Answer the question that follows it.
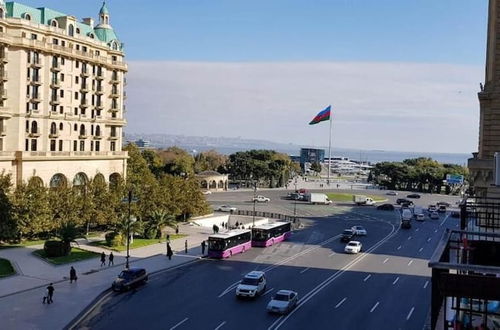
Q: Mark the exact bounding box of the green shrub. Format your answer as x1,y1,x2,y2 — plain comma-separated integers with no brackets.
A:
43,240,70,257
105,232,123,247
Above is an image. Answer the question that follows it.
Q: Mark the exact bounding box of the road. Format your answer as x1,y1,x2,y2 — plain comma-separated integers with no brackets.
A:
82,189,460,330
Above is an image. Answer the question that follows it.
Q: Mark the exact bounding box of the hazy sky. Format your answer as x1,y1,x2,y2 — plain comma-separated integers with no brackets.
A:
21,0,489,153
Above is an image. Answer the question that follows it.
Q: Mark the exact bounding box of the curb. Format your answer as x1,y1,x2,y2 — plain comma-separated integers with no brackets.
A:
65,256,202,330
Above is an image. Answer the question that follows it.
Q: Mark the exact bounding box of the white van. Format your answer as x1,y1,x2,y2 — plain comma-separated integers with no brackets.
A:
414,207,424,221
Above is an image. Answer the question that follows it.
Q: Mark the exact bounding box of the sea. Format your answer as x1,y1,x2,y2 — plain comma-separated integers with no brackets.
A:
177,145,470,166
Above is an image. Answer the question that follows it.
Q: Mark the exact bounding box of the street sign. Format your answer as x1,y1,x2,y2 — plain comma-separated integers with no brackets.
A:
446,174,464,184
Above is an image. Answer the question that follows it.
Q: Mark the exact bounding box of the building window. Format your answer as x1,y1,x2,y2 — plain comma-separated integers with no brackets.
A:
75,76,79,84
52,38,58,45
95,141,100,151
79,140,84,151
95,125,101,136
61,58,65,65
76,28,81,35
90,140,94,151
75,61,79,69
59,106,63,114
51,105,57,113
110,142,116,151
74,107,78,115
76,44,80,51
73,124,77,131
31,121,37,134
68,24,74,37
59,123,63,131
73,140,77,151
50,140,56,151
61,73,65,81
25,139,28,151
74,92,78,100
58,140,63,151
31,34,37,40
25,120,29,133
59,90,64,98
50,20,57,28
50,122,57,135
61,40,66,47
79,124,85,136
31,139,37,151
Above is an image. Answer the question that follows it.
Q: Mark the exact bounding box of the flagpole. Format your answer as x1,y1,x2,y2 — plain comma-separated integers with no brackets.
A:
327,106,332,185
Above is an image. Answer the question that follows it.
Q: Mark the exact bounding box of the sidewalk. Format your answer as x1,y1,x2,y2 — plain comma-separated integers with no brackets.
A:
0,222,212,330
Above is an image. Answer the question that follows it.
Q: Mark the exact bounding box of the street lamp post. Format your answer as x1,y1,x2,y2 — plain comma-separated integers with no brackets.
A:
293,177,298,218
122,190,138,269
252,181,257,227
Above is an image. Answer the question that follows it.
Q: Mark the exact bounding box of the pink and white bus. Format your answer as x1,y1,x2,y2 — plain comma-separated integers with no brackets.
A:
207,229,252,258
251,222,292,247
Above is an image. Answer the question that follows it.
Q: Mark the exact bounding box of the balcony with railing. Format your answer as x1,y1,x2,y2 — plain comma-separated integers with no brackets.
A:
50,78,61,88
49,96,60,105
110,88,120,98
30,57,42,68
78,130,88,139
30,94,41,103
80,83,90,92
50,61,61,72
0,70,7,81
80,68,90,77
28,75,42,85
79,99,89,108
28,129,40,138
0,50,8,63
95,85,104,95
95,102,104,110
110,74,120,84
96,70,104,80
49,130,59,138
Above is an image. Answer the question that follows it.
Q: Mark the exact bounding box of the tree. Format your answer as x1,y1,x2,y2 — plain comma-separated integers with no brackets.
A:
310,162,322,174
144,210,176,239
0,173,15,241
194,150,228,173
55,221,83,254
158,147,195,176
114,216,144,245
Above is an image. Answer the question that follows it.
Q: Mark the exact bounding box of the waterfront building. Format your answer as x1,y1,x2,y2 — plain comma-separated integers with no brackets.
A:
299,148,324,172
0,1,127,187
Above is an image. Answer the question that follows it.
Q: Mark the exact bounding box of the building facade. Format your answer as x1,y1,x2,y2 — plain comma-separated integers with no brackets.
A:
0,1,127,187
299,148,325,170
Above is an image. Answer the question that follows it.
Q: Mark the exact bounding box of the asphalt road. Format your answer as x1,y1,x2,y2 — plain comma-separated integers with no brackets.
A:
82,189,460,330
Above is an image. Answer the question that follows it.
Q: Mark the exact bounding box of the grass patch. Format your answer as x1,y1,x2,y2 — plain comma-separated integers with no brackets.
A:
89,235,187,252
0,239,48,249
0,258,15,277
327,193,386,202
33,248,99,265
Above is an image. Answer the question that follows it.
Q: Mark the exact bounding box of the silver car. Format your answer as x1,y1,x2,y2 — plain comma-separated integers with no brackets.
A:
266,290,298,314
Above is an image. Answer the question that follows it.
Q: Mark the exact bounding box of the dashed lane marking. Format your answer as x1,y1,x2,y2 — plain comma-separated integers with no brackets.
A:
363,274,371,282
383,258,389,264
263,288,274,296
334,297,347,309
423,281,429,289
418,247,423,252
214,321,226,330
406,307,415,321
392,277,399,285
408,236,412,240
170,318,189,330
370,302,380,313
408,260,414,266
300,267,310,274
397,245,402,250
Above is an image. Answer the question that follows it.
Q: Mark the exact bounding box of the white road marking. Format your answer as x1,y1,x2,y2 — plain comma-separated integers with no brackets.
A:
440,215,450,226
397,245,402,250
383,258,389,264
427,238,432,242
423,281,429,289
370,302,380,313
408,236,412,240
334,297,347,309
406,307,415,321
214,321,226,330
418,247,423,252
329,252,336,257
392,277,399,285
170,318,189,330
415,228,419,232
434,229,438,233
263,288,274,296
300,267,310,274
363,274,371,282
408,260,414,266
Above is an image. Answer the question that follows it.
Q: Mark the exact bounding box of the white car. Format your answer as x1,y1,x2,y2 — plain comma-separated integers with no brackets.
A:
430,211,439,219
202,190,212,195
344,241,362,254
266,290,298,314
235,271,267,298
428,205,438,212
217,205,237,212
351,226,367,236
252,195,270,203
386,191,398,196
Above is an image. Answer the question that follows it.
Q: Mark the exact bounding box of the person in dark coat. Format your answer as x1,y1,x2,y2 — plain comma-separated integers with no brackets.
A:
166,243,173,260
70,266,77,283
185,240,188,253
100,252,106,267
46,283,54,304
201,240,206,255
108,252,114,266
175,225,179,234
212,224,217,234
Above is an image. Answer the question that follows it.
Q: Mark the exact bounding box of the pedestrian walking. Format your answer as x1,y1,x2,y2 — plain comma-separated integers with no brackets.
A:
214,225,219,234
166,234,170,243
46,283,54,304
166,243,173,260
70,266,77,283
201,240,206,255
175,225,179,234
100,251,106,267
212,224,217,234
185,240,188,253
108,252,114,266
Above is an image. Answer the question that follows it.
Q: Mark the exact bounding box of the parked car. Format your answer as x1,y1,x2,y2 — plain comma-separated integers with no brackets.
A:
235,271,267,298
341,229,356,242
438,205,447,213
217,205,237,212
428,205,438,212
407,194,421,199
437,201,451,207
253,195,270,203
430,211,439,219
401,201,414,207
344,241,362,254
202,190,212,195
112,268,148,292
377,203,395,211
351,226,367,236
267,290,298,314
416,213,425,221
386,191,398,196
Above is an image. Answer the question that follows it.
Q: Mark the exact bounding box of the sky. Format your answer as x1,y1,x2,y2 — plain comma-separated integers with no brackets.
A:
21,0,489,153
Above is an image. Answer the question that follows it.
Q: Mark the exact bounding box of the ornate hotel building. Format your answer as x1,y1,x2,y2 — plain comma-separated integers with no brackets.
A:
0,1,127,187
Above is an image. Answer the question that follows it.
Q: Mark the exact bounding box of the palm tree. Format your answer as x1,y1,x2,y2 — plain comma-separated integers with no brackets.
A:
56,221,83,255
146,210,176,239
114,217,144,245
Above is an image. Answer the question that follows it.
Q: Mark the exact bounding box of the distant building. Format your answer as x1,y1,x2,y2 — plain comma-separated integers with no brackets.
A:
0,1,127,187
300,148,324,170
196,170,228,192
134,139,150,149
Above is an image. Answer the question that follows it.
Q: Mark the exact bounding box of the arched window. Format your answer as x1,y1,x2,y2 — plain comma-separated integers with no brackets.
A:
88,33,95,39
68,24,74,37
31,121,38,134
50,173,67,188
109,173,121,189
50,122,57,135
73,123,77,131
59,123,63,131
23,13,31,21
95,125,101,136
0,8,5,19
28,176,44,188
73,172,88,186
79,124,85,136
218,180,224,188
76,28,80,34
93,173,105,185
50,20,58,28
201,180,208,189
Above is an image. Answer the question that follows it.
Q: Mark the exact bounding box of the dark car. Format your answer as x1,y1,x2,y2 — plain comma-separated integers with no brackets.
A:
112,268,149,292
341,229,356,242
437,201,451,207
377,203,395,211
406,194,421,199
396,198,414,206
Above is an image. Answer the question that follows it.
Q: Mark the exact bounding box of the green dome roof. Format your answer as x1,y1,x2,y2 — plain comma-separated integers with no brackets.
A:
99,2,109,15
94,26,118,43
